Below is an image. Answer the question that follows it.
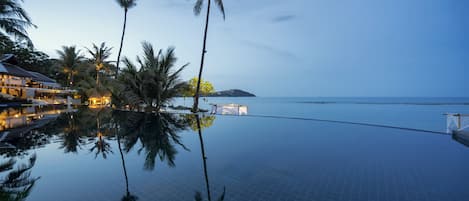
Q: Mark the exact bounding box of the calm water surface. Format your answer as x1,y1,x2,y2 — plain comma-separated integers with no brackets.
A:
1,97,469,201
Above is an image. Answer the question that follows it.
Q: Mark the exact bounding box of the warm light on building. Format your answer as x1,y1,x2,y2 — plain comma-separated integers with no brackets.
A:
88,96,111,107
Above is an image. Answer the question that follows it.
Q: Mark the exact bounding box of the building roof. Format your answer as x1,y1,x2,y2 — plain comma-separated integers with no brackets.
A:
0,54,58,84
27,71,56,83
1,62,35,78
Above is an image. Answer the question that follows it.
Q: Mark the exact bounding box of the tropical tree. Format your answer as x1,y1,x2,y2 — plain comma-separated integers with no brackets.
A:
56,46,84,87
115,0,137,76
119,42,189,111
75,75,112,103
86,42,113,86
183,77,215,98
117,56,146,108
191,0,225,112
0,154,40,201
0,39,53,77
0,0,36,46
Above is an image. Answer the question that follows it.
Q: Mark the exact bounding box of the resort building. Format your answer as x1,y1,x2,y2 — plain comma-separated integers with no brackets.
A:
0,54,79,105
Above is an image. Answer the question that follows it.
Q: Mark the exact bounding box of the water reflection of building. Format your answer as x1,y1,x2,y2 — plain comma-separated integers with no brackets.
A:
0,106,77,149
0,54,79,105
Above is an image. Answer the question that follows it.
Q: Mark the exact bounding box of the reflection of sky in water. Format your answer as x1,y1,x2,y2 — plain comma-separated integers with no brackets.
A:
175,97,469,132
0,98,468,200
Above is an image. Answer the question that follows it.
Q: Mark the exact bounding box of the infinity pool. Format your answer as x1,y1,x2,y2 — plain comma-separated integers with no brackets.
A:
1,107,468,201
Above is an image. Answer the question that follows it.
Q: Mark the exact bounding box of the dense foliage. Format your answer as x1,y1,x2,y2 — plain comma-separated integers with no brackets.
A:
0,38,55,78
182,77,215,97
112,42,189,110
0,0,226,110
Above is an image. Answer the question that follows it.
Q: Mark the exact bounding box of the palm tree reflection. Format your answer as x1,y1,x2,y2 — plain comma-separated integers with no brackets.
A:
90,132,113,159
88,109,114,159
115,111,189,170
0,154,40,201
193,114,225,201
113,111,192,200
117,134,138,201
46,109,110,154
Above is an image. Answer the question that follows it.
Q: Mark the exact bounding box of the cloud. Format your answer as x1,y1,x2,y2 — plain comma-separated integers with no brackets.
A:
272,15,296,23
240,40,299,60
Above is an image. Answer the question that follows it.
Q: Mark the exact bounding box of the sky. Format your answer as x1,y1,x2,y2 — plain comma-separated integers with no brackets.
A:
22,0,469,97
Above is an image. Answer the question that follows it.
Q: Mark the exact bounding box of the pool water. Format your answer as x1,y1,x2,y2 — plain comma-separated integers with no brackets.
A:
1,98,469,201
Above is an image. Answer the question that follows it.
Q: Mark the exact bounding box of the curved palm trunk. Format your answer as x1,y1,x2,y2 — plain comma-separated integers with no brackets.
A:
96,68,99,86
116,9,128,76
118,134,130,197
192,0,212,113
70,72,74,87
196,115,212,201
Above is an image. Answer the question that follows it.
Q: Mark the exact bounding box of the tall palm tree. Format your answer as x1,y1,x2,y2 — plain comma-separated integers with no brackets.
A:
56,46,84,87
120,42,188,111
0,0,36,46
115,0,137,76
86,42,113,86
191,0,225,112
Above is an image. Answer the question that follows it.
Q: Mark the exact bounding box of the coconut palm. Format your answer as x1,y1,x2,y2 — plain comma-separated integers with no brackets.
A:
86,42,113,86
118,56,146,108
0,154,40,201
115,0,137,76
191,0,225,112
119,42,188,111
56,46,84,87
0,0,36,46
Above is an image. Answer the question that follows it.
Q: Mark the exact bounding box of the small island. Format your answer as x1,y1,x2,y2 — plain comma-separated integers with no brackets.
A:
207,89,256,97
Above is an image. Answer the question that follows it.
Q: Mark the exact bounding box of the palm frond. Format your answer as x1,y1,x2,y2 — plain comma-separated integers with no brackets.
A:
193,0,204,16
115,0,137,10
0,0,36,45
214,0,225,20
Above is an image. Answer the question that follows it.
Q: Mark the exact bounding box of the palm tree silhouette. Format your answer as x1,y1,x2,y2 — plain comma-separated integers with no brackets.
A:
115,0,137,76
0,0,36,46
193,115,225,201
117,132,138,201
119,42,188,111
56,46,84,87
86,42,113,86
0,154,40,201
89,109,114,159
191,0,225,112
113,111,189,170
59,114,86,153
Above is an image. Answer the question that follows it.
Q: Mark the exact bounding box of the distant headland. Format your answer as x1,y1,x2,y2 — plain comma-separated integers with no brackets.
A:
207,89,256,97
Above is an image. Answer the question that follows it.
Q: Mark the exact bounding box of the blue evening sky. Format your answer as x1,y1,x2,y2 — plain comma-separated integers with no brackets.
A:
23,0,469,97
